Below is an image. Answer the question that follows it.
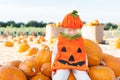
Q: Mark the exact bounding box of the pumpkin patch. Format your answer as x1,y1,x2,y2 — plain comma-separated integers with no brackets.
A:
0,27,120,80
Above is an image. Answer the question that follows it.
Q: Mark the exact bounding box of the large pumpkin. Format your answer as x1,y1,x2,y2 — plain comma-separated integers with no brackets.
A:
0,66,27,80
26,47,38,56
88,66,116,80
102,53,120,77
41,62,51,77
84,39,103,66
30,72,50,80
35,48,52,67
19,59,39,77
62,10,83,29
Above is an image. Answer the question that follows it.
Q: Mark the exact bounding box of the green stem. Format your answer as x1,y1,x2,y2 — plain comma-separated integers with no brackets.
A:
71,10,79,17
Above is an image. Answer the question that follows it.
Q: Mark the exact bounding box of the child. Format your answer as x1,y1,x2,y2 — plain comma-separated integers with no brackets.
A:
51,10,91,80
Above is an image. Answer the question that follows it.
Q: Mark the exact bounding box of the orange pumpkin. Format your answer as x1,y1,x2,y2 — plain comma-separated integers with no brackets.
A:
0,66,27,80
114,40,120,48
28,36,33,42
21,39,27,43
41,62,51,77
40,36,46,42
41,44,50,50
17,43,30,52
62,10,83,29
34,38,41,44
67,72,76,80
3,41,14,47
6,60,22,68
88,66,116,80
102,53,120,77
35,48,52,67
30,72,50,80
26,47,38,56
84,39,103,66
19,59,39,77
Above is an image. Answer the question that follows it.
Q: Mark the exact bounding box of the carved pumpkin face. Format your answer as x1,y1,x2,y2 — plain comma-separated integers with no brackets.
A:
52,34,88,71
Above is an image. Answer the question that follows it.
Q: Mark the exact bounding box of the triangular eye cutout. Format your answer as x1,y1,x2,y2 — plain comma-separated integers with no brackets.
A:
77,48,82,53
61,47,66,52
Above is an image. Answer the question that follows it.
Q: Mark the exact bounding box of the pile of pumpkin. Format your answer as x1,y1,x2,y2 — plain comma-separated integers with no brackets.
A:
47,22,61,27
1,35,120,80
84,19,100,26
114,37,120,49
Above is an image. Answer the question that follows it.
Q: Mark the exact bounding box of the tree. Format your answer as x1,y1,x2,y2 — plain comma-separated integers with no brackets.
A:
26,20,39,27
0,21,7,27
15,22,25,28
103,22,118,30
38,21,47,27
6,21,16,27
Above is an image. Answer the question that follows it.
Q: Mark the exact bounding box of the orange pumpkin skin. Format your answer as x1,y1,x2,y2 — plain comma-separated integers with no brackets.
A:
4,41,14,47
6,60,22,68
52,34,88,71
0,66,27,80
26,47,38,56
17,43,30,52
41,62,51,77
88,66,116,80
62,10,83,29
19,59,39,77
84,39,103,66
102,53,120,77
30,73,50,80
67,72,76,80
35,48,52,67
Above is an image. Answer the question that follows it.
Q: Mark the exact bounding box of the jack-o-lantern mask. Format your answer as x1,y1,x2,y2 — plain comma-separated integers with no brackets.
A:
52,33,88,71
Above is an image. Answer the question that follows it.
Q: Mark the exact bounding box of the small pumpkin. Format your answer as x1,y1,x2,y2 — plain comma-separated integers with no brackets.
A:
62,10,83,29
40,36,46,42
3,41,14,47
6,60,22,68
41,62,51,77
84,39,103,66
35,48,52,67
102,53,120,77
67,72,76,80
33,38,41,44
88,66,116,80
26,47,38,56
17,43,30,52
0,66,27,80
21,39,27,43
114,39,120,48
40,44,50,50
28,36,33,42
30,72,50,80
19,59,39,77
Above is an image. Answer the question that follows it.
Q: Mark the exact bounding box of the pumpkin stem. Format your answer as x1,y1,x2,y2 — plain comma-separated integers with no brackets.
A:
99,61,106,66
32,67,36,72
71,10,79,17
